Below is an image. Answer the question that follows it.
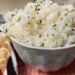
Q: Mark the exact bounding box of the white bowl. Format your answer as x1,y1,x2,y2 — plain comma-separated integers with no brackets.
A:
11,37,75,72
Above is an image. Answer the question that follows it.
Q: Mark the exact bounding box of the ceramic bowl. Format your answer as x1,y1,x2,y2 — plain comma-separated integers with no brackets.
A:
11,37,75,71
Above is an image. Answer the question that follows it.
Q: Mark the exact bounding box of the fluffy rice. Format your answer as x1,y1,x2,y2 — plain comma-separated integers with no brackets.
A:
3,0,75,48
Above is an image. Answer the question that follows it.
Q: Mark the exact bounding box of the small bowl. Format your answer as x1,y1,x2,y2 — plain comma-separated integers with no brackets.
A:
10,37,75,72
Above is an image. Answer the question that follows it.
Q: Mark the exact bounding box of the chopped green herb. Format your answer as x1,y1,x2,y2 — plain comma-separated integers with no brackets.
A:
35,6,38,11
37,3,40,6
28,22,31,24
40,43,44,47
56,41,57,44
37,12,39,14
0,30,2,32
12,14,15,17
37,8,40,11
47,34,49,36
53,24,56,27
52,34,54,36
54,28,56,30
68,19,70,22
64,13,68,16
18,17,21,21
71,9,75,12
60,17,63,20
40,1,43,3
35,4,40,11
34,0,36,2
33,17,35,19
6,29,8,32
65,9,69,12
72,17,74,21
65,23,68,26
39,34,42,38
39,20,42,24
28,16,30,18
72,28,75,31
57,12,61,16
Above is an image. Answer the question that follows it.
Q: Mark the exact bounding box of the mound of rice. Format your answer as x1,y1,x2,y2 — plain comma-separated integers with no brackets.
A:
3,0,75,48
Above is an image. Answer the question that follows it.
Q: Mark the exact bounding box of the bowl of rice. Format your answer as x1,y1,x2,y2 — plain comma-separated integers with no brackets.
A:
3,0,75,71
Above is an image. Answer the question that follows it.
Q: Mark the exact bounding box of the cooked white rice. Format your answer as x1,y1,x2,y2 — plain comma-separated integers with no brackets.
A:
3,0,75,48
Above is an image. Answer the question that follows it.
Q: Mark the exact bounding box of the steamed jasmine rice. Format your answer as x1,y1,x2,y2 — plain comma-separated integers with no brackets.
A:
3,0,75,48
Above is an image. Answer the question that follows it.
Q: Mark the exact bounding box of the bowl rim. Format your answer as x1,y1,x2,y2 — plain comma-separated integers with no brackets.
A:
10,37,75,51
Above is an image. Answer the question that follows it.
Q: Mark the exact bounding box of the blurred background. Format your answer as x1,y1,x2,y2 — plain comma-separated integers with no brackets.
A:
0,0,34,14
0,0,75,14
